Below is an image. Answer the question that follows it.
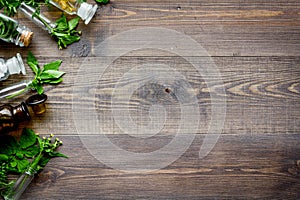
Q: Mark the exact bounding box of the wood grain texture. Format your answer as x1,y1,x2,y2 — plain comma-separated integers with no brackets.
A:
0,0,300,199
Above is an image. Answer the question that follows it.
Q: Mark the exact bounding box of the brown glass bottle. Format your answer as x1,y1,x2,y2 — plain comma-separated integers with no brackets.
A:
0,102,30,133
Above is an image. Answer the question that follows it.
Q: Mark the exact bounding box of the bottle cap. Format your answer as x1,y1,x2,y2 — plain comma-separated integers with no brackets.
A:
77,2,98,24
6,53,26,75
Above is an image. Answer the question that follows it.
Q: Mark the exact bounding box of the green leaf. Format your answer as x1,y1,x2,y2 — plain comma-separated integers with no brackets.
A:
10,159,17,168
43,60,62,71
95,0,109,3
20,128,37,149
40,70,65,80
55,14,68,31
0,154,8,162
16,152,23,159
48,152,68,158
45,78,63,84
27,51,39,74
35,84,44,95
0,136,19,155
68,17,80,30
16,159,30,173
37,157,51,169
29,80,44,94
22,145,40,158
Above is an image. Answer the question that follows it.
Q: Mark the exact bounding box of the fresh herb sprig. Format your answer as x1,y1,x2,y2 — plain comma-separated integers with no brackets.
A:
8,51,65,98
27,51,65,94
33,12,81,49
0,128,67,196
51,14,81,49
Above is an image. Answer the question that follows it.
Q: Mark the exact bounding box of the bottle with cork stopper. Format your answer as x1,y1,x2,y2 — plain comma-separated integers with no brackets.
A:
0,13,33,47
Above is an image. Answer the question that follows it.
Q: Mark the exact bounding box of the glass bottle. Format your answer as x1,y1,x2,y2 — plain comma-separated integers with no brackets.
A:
0,80,32,99
0,13,33,47
19,3,56,34
49,0,98,24
0,102,30,133
3,167,36,200
0,53,26,81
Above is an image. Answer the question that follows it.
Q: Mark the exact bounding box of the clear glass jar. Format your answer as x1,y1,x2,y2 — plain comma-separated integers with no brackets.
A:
3,167,36,200
49,0,98,24
19,2,56,34
0,13,33,47
0,53,26,81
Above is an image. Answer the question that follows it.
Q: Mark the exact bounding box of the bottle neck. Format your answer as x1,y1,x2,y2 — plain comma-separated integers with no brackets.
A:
12,102,31,122
5,53,26,76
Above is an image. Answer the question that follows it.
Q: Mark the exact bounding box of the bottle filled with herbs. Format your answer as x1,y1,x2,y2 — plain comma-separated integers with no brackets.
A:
0,53,26,81
19,3,82,49
0,13,33,47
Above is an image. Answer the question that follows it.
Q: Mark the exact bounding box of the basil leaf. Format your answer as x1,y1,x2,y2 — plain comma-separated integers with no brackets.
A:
27,51,38,66
42,77,63,84
68,17,80,30
43,60,62,71
27,51,40,74
40,70,65,80
55,14,68,31
20,129,37,149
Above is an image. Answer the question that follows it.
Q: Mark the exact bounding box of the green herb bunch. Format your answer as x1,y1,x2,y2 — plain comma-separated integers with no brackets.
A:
0,128,67,196
0,0,43,16
0,16,18,40
26,51,65,94
8,51,65,98
0,0,110,16
33,12,81,49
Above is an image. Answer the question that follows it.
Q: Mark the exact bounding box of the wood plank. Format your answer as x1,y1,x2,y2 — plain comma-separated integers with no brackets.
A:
4,56,297,135
0,0,299,57
17,134,300,199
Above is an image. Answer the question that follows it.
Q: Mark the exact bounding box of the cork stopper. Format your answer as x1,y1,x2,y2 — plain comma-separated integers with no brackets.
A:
19,30,33,47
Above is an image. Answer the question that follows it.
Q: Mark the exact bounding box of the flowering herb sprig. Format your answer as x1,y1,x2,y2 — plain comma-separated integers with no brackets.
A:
0,128,67,198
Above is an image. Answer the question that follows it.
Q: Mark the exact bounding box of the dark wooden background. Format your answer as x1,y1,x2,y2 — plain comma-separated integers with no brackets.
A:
1,0,300,199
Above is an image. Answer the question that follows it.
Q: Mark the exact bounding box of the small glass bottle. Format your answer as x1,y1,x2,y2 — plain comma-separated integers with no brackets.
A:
49,0,98,24
0,102,30,133
0,53,26,81
19,3,56,34
0,80,32,99
3,167,36,200
0,13,33,47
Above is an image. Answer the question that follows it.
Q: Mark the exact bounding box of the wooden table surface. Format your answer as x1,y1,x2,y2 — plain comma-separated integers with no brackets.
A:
1,0,300,199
